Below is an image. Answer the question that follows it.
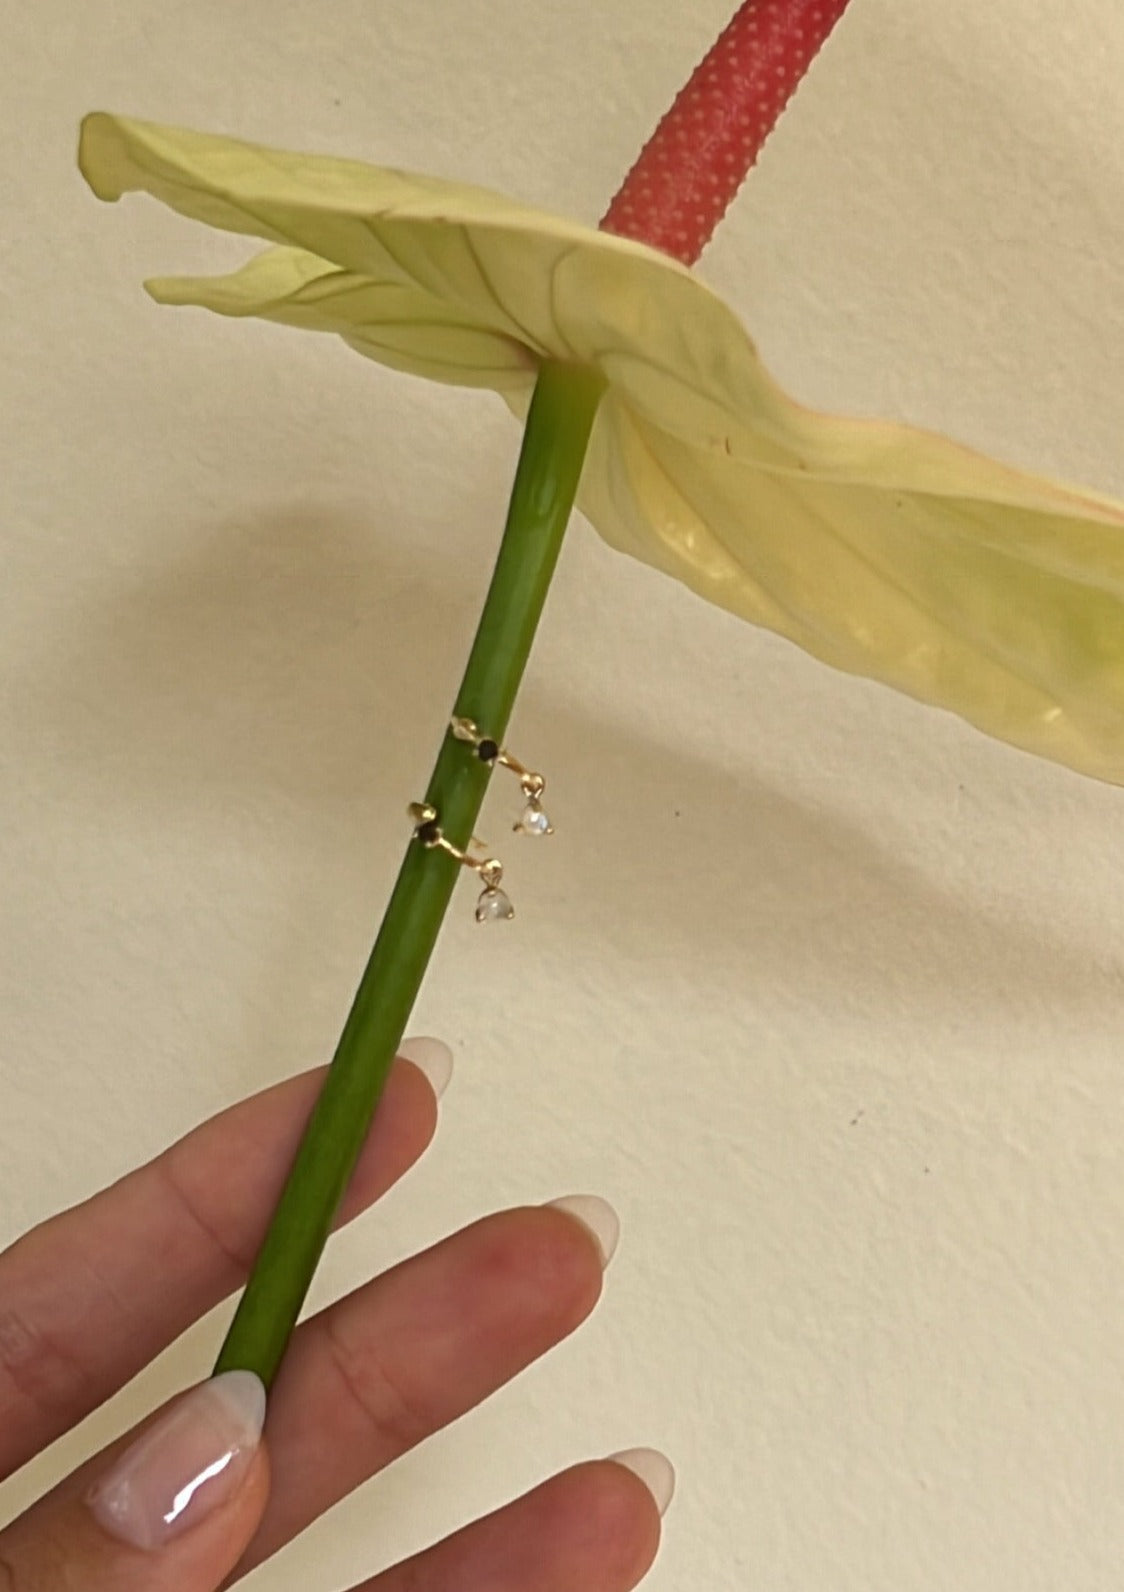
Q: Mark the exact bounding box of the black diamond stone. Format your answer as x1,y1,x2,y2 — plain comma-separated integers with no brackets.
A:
415,820,441,847
476,739,499,764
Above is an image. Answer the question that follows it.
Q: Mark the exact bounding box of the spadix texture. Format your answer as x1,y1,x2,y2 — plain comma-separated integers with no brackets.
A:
79,114,1124,784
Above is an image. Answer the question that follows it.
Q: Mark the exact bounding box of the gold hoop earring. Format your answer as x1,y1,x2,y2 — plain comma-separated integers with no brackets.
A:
449,717,553,837
408,802,514,923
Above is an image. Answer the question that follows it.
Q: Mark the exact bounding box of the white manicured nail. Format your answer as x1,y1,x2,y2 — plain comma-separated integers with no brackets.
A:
546,1194,620,1267
87,1371,266,1551
608,1447,676,1516
398,1036,454,1099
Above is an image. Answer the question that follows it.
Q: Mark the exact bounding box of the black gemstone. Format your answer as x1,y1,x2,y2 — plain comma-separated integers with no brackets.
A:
477,738,499,764
415,820,441,847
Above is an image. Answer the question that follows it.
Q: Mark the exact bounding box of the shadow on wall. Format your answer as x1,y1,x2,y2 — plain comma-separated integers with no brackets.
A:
10,503,1116,1027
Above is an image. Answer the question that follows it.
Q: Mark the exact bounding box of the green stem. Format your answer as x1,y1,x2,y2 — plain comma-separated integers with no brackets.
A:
214,360,606,1387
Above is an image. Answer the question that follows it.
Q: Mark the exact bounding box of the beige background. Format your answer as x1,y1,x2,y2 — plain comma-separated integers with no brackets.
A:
3,1,1124,1586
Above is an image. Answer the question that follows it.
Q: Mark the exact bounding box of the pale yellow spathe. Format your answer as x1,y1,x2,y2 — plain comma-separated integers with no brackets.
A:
79,111,1124,784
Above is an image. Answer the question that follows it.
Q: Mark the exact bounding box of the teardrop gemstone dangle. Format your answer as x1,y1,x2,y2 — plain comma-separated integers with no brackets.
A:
474,858,515,923
475,884,515,923
514,794,553,836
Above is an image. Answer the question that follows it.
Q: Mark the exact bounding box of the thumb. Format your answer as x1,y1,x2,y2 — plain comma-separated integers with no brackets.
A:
0,1371,270,1591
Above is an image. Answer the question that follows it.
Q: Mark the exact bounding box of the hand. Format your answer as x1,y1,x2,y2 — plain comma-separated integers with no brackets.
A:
0,1043,672,1589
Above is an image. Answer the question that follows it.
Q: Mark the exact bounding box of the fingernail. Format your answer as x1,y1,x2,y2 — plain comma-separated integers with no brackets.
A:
546,1194,620,1267
87,1371,266,1551
398,1036,454,1100
608,1447,676,1517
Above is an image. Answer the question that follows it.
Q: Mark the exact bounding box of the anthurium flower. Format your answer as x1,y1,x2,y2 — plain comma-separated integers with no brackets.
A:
77,0,1124,1399
78,0,876,1395
79,108,1124,786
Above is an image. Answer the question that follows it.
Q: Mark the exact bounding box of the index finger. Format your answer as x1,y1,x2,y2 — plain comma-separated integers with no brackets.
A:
0,1047,442,1481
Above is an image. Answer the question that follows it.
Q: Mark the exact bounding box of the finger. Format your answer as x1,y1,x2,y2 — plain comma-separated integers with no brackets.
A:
0,1372,271,1592
0,1040,449,1479
358,1453,672,1592
230,1198,618,1578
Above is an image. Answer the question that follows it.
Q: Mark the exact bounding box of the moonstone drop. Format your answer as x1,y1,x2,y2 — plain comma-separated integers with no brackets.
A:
516,801,553,836
475,886,515,923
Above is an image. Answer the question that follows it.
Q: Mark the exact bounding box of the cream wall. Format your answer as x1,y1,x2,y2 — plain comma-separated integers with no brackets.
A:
2,1,1124,1586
